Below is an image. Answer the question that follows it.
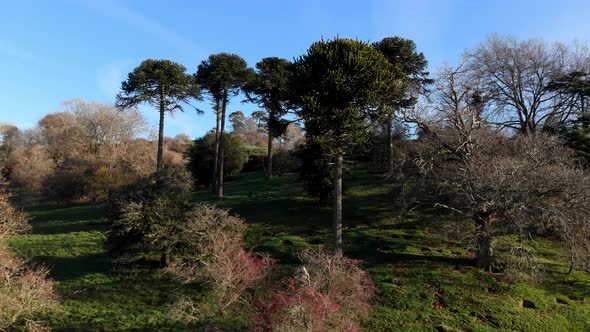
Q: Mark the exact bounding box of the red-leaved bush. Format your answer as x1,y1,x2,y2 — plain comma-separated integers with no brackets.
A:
168,206,378,330
253,249,378,332
168,205,272,320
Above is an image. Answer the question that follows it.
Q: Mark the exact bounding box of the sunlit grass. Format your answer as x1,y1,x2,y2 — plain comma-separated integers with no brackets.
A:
7,169,590,330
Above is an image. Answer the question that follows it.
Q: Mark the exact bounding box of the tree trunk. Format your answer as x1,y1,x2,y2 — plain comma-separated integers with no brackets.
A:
160,248,171,268
567,252,575,275
333,153,343,257
157,101,165,172
267,131,273,179
386,112,394,175
217,90,228,199
475,220,495,270
211,99,221,192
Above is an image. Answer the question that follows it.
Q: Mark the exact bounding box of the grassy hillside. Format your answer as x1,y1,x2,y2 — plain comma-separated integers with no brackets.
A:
8,169,590,331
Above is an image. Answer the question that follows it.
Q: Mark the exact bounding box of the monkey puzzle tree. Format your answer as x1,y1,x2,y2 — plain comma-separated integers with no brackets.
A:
373,37,431,175
116,59,200,172
243,57,292,179
196,53,251,198
292,38,393,257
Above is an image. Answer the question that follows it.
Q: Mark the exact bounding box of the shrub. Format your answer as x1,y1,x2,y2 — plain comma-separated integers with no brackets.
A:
89,166,133,201
187,132,248,186
108,167,194,266
168,209,377,330
253,249,378,332
0,183,29,236
169,205,272,319
0,184,56,330
7,145,54,196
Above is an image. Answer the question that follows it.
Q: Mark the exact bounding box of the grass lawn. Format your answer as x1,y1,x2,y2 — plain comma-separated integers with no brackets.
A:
8,169,590,331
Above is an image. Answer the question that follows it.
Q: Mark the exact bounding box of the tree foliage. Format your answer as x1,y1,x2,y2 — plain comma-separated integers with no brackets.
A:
561,112,590,165
466,35,574,134
373,37,431,173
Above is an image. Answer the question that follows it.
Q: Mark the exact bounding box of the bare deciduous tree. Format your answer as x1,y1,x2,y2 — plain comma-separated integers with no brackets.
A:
466,34,574,134
405,63,590,270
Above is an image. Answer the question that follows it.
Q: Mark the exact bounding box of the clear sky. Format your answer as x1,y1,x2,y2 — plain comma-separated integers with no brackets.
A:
1,0,589,138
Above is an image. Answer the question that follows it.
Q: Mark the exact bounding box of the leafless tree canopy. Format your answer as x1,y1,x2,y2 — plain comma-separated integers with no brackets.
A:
404,59,590,270
466,34,589,134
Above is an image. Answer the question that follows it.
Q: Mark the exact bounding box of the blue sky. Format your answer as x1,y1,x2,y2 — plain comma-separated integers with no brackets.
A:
1,0,589,138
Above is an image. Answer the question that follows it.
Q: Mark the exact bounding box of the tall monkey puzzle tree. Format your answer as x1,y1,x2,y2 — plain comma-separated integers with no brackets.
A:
243,57,292,179
116,59,200,172
292,38,393,257
374,37,431,174
196,53,251,198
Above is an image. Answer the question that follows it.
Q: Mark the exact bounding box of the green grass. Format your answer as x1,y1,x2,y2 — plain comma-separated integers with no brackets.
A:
8,169,590,331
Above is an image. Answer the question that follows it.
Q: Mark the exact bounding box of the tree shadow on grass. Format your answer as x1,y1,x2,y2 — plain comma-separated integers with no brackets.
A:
537,271,590,303
49,270,204,331
27,204,106,223
32,253,112,281
346,228,475,267
31,219,109,235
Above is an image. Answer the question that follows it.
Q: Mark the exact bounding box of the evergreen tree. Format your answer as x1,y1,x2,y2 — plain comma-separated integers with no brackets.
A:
116,59,200,171
244,57,293,179
292,38,393,256
373,37,432,174
196,54,251,198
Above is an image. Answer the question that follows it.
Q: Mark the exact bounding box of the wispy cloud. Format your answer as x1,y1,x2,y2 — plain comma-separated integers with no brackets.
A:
70,0,205,58
0,39,43,65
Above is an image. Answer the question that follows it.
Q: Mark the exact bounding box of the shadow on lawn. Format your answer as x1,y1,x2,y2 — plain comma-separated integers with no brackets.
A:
27,204,106,223
32,253,112,281
30,219,109,235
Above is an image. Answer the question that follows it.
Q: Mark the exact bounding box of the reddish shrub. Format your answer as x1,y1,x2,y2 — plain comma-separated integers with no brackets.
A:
253,249,378,332
169,205,272,319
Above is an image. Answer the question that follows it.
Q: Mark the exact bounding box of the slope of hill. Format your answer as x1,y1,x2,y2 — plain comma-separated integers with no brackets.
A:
8,169,590,331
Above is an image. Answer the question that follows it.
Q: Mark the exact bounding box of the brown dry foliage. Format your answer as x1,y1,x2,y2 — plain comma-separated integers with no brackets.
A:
0,185,57,331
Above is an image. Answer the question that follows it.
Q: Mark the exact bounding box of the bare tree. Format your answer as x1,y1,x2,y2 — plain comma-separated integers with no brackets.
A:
405,63,590,270
466,34,573,134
